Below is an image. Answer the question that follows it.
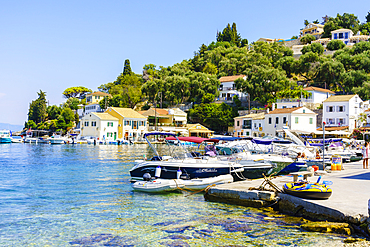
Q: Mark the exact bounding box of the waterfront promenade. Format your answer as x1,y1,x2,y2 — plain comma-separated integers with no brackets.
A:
206,161,370,222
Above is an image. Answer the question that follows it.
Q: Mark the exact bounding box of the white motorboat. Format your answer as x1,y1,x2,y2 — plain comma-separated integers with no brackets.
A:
0,130,12,143
131,174,233,193
11,136,23,143
130,132,243,181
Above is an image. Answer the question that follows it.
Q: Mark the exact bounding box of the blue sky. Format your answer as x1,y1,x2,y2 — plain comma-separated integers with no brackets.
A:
0,0,369,125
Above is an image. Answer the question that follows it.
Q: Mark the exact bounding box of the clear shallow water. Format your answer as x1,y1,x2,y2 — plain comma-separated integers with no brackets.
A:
0,144,348,246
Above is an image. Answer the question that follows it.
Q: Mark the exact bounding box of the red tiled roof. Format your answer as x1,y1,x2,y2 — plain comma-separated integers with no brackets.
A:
303,86,335,94
87,91,112,97
219,75,245,83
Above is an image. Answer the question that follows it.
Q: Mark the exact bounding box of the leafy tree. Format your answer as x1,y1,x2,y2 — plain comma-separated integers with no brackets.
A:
216,23,244,47
25,120,37,129
61,108,75,127
291,35,298,40
322,20,340,38
340,70,369,93
300,34,316,44
276,85,311,99
301,43,324,55
315,60,345,92
235,65,291,104
326,40,346,50
63,86,91,99
360,22,370,35
322,13,360,38
122,59,132,77
47,105,62,120
294,51,322,81
353,81,370,100
366,11,370,23
28,90,47,124
188,103,238,132
351,41,370,55
304,20,309,26
202,62,218,75
275,56,296,78
202,93,215,103
64,97,80,110
322,15,330,24
313,19,319,24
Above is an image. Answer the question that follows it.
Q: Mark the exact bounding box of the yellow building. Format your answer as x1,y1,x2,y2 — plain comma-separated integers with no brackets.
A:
86,91,112,104
300,23,324,38
186,124,214,138
105,107,147,141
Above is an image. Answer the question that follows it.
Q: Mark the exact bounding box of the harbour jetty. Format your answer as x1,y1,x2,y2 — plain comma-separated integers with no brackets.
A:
205,161,370,238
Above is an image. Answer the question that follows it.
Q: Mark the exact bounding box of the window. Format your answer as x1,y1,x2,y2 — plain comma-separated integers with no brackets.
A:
84,121,89,127
282,106,287,109
237,121,240,127
328,118,334,124
107,122,113,127
345,32,348,39
92,121,96,127
254,123,257,128
303,109,306,113
259,123,261,127
243,120,251,129
339,33,343,39
309,118,313,124
269,117,272,124
334,33,338,39
338,118,345,125
283,117,287,124
328,106,334,112
338,106,344,112
345,41,348,45
295,117,299,124
275,117,279,125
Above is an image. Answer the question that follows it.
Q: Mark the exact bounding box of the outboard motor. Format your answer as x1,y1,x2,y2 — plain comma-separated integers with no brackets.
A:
143,173,151,181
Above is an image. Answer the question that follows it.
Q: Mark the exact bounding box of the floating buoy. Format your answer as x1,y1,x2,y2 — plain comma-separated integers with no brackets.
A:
155,166,161,178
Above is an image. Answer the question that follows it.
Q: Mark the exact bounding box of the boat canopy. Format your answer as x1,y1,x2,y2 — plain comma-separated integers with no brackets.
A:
144,132,177,138
210,136,240,141
252,138,292,145
166,136,219,144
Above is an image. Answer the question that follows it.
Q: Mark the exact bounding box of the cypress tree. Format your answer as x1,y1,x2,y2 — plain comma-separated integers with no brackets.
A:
123,59,132,76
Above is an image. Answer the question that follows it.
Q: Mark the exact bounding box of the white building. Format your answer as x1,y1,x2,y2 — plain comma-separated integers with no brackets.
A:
276,86,335,109
81,112,119,141
217,75,247,102
234,113,265,137
323,94,364,132
265,107,317,137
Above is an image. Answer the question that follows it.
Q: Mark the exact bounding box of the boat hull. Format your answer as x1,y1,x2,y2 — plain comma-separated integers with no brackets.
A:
0,138,12,143
131,174,233,193
130,159,239,181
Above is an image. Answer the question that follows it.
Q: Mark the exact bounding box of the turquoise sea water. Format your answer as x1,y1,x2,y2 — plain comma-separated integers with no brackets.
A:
0,144,348,246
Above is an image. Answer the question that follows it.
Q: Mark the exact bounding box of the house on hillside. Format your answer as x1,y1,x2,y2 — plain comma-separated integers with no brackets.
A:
216,75,247,103
187,124,214,138
139,108,187,130
299,23,324,39
105,107,147,141
276,86,335,110
81,113,119,141
322,94,364,132
265,107,317,137
77,92,112,118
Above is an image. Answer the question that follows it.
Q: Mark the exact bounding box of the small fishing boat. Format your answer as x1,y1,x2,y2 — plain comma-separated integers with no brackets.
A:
131,174,233,193
283,182,332,200
0,130,12,143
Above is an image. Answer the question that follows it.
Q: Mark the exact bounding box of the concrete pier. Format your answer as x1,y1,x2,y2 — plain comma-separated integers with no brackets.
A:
205,161,370,236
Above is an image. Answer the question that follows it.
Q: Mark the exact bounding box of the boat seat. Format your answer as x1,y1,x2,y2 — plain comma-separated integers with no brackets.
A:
290,171,313,182
151,156,162,161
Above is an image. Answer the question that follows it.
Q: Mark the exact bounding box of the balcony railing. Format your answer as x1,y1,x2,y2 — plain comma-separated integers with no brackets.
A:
276,98,313,103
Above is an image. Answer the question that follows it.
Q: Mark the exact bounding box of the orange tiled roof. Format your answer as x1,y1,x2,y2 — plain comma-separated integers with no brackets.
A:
219,75,245,83
303,86,335,94
317,126,348,131
87,91,112,97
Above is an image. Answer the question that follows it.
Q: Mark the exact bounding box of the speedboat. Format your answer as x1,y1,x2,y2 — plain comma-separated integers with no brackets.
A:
129,133,243,181
131,174,233,193
0,130,12,143
48,133,67,144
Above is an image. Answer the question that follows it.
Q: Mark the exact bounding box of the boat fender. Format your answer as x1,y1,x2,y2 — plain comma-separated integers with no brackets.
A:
155,166,161,178
143,173,151,181
176,169,182,179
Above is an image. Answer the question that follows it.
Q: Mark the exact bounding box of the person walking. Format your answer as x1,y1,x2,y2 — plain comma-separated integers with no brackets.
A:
363,142,369,169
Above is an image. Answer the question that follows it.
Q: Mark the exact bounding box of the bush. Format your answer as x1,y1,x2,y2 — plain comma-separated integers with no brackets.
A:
300,34,316,45
326,40,345,51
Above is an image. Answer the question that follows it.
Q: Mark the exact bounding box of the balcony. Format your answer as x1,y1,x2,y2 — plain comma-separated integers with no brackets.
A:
242,125,252,129
276,98,313,103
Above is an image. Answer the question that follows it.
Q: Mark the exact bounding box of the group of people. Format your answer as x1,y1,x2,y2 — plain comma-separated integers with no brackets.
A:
362,142,369,169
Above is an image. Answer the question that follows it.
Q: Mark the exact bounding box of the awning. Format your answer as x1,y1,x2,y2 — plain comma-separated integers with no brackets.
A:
174,116,187,122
